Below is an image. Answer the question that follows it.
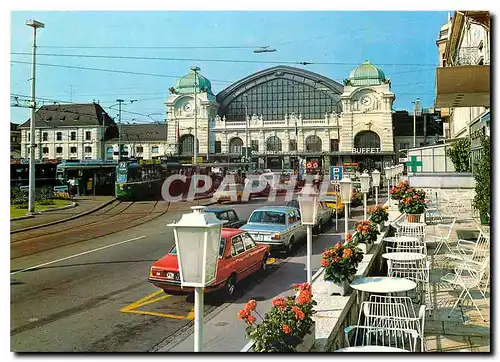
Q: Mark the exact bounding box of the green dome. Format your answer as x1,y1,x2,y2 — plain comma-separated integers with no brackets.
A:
346,60,386,86
174,69,213,95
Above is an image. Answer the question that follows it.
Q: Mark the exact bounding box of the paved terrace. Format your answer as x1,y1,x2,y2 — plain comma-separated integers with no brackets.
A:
423,217,490,352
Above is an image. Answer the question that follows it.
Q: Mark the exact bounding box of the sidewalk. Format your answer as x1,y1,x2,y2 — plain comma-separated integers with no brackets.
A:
10,196,115,232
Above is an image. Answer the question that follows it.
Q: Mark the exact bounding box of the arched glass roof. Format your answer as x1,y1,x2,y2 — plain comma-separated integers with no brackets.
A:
216,66,343,121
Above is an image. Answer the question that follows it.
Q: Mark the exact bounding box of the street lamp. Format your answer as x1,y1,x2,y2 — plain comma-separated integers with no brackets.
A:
371,169,381,205
191,65,200,167
168,206,225,352
384,166,391,201
298,184,319,284
413,98,422,148
359,170,370,220
339,177,353,239
26,19,44,215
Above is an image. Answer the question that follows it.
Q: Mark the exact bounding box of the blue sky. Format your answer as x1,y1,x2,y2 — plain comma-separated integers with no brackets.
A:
10,11,450,124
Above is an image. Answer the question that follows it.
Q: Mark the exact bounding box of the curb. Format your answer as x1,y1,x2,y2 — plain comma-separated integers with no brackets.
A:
10,198,116,234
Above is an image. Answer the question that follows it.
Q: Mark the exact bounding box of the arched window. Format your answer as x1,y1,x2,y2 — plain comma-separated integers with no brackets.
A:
266,136,282,152
179,134,196,155
354,131,381,149
229,137,243,154
305,135,322,152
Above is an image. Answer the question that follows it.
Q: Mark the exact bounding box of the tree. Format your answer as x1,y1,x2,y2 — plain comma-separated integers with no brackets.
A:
473,135,490,224
447,138,471,172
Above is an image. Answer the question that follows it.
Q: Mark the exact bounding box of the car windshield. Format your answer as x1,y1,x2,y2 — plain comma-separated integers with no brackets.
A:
169,238,226,257
249,211,286,224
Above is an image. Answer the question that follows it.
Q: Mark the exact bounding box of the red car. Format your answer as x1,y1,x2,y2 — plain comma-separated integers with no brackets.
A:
148,228,271,297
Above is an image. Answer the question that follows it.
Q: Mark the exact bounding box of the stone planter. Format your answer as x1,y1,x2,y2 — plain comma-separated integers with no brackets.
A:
406,214,423,223
296,322,316,352
358,242,373,254
376,223,383,232
325,280,350,296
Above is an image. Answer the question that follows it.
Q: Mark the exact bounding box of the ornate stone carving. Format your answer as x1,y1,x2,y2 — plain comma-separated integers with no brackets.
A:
215,115,221,123
251,114,258,122
223,115,226,122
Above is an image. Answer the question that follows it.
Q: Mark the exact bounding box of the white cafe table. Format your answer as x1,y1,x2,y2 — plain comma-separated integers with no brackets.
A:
383,236,419,243
335,346,409,352
382,252,427,262
350,277,417,303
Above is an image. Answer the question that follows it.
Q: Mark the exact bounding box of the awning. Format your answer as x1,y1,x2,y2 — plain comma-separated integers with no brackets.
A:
435,65,490,108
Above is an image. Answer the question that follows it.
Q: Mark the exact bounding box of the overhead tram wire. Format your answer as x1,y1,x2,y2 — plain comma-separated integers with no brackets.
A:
10,61,234,84
11,52,439,67
38,45,266,50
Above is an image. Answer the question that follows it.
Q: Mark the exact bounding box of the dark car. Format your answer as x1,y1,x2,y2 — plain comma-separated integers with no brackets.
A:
204,207,246,228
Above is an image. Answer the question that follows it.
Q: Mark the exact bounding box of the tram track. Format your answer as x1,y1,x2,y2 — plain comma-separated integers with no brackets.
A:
11,201,172,260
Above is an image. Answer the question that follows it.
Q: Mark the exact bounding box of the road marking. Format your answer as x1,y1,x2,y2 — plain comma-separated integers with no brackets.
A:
10,235,146,276
266,257,277,265
120,289,195,320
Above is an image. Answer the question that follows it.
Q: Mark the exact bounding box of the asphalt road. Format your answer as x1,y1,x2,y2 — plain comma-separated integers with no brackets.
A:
10,196,369,352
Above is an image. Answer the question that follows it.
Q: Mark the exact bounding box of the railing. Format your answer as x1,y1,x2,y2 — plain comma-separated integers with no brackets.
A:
453,46,483,66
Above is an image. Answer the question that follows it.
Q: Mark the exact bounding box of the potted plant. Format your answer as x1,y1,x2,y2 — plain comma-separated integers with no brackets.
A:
369,205,389,231
389,180,410,201
321,237,363,296
352,220,380,253
238,283,317,352
350,188,362,207
398,188,427,222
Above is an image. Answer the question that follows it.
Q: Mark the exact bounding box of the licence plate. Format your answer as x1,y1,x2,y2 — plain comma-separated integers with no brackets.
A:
253,234,263,241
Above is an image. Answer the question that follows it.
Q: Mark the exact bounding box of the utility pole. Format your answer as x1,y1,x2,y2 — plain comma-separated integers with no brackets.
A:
26,19,44,215
116,99,124,161
413,97,421,148
191,66,200,167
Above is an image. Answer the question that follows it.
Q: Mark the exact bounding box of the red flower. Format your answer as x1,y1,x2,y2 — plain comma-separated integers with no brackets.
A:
272,297,287,308
321,259,329,267
296,290,312,305
292,282,311,292
291,306,305,320
346,233,353,242
282,324,292,334
246,299,257,312
238,308,249,320
343,248,353,258
246,314,256,325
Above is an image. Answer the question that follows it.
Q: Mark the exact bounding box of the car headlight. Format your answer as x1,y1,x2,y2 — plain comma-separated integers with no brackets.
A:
271,233,281,240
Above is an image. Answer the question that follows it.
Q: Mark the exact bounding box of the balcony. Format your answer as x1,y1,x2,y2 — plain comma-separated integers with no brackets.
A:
453,47,483,66
435,65,490,108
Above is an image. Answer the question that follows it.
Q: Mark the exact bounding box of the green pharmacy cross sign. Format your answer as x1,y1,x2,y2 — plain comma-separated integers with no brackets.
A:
405,156,423,172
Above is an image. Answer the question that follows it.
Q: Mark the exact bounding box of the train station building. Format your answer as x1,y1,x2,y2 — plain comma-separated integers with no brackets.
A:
165,61,441,171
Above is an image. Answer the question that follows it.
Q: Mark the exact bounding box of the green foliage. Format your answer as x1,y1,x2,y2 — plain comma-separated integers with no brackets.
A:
473,136,490,224
447,138,471,172
39,185,55,201
10,187,27,205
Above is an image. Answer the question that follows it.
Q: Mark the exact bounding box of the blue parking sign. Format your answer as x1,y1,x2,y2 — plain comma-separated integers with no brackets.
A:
330,166,343,181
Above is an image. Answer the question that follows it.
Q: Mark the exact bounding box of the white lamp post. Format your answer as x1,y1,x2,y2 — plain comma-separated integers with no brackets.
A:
371,169,381,205
26,19,44,215
385,167,391,201
359,170,370,220
298,184,319,284
168,206,225,352
339,177,353,239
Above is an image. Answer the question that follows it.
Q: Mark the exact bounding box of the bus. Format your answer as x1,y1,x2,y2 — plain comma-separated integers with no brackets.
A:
115,159,181,200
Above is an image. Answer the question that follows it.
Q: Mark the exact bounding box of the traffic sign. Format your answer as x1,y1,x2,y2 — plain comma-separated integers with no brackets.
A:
329,166,343,181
